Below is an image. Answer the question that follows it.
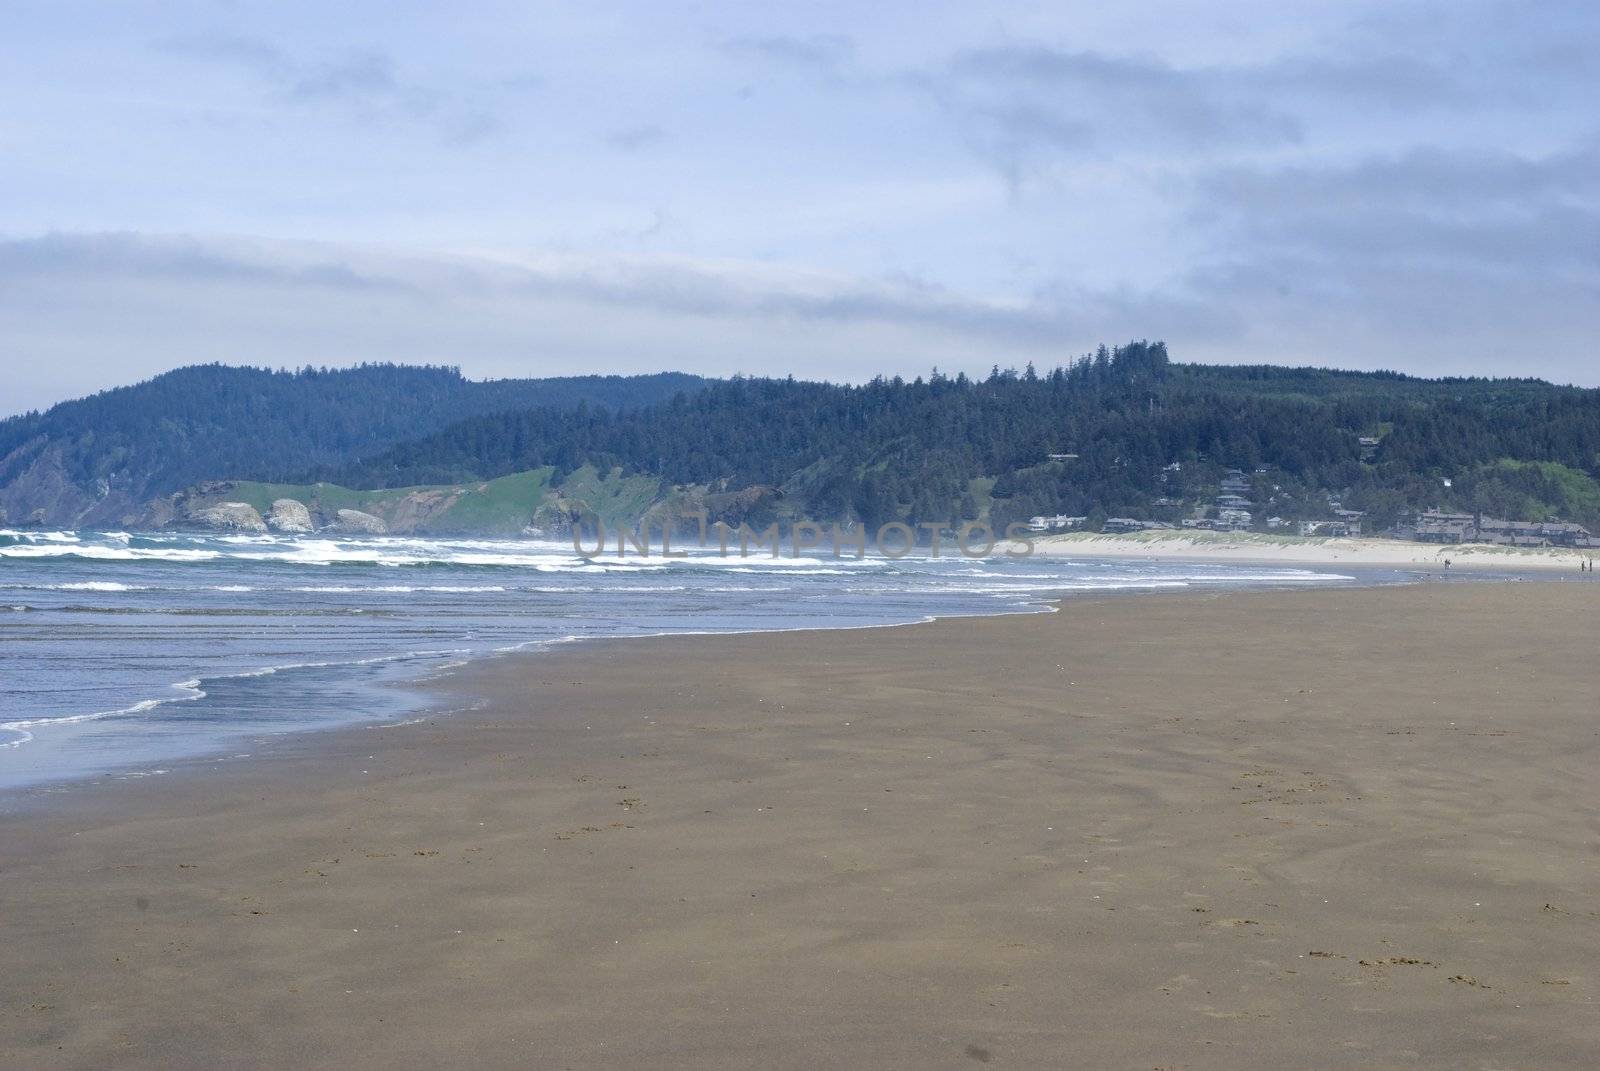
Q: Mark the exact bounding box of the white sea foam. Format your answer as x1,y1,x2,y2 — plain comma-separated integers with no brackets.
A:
0,685,205,750
290,584,509,594
0,544,220,561
722,566,859,575
53,580,143,592
0,649,471,752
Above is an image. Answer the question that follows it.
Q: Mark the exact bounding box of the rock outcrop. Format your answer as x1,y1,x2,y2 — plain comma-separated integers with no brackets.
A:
267,498,315,533
0,440,102,529
186,501,268,533
332,508,388,535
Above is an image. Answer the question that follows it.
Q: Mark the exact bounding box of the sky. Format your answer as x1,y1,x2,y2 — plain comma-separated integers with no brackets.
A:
2,0,1597,414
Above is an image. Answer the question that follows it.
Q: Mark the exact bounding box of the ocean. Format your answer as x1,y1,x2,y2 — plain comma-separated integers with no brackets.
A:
0,528,1369,792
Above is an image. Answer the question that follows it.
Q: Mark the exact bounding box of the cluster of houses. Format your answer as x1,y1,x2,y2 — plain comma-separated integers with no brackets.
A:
1180,469,1255,532
1027,504,1594,546
1291,497,1366,538
1393,510,1595,548
1024,513,1087,533
1021,454,1594,547
1024,513,1177,535
1103,517,1176,534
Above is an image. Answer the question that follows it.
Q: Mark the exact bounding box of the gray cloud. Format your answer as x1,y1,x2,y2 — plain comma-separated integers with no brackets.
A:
0,232,417,295
904,41,1490,191
0,232,1249,415
1195,143,1600,272
1251,54,1462,108
1145,138,1600,381
606,124,666,151
916,47,1299,190
157,33,499,143
721,34,854,71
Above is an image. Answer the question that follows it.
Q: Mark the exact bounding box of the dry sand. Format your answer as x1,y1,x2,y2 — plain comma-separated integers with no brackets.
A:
3,580,1598,1069
1034,530,1600,569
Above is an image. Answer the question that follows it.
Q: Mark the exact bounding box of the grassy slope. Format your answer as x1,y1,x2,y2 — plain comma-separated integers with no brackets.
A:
224,469,555,535
540,465,665,523
220,465,668,535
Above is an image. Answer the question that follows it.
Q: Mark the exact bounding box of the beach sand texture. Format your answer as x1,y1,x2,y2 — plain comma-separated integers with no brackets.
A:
3,581,1598,1069
1034,529,1600,569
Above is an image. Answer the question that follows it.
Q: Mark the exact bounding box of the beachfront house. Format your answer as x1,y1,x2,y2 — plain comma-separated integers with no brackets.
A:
1026,514,1087,533
1394,511,1595,547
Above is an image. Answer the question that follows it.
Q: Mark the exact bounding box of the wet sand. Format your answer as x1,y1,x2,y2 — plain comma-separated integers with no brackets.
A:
3,581,1598,1069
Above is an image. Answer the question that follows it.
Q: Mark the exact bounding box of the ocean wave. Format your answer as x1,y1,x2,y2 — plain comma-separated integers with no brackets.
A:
0,648,471,751
0,683,205,750
0,579,140,591
0,544,221,562
0,529,80,543
720,566,859,575
290,584,509,594
1166,571,1355,583
976,580,1192,593
52,580,145,592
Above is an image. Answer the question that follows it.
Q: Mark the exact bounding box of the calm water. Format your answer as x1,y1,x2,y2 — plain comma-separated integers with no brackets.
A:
0,528,1370,791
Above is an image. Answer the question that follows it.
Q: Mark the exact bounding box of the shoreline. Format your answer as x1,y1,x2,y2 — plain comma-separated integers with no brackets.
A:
1033,529,1599,569
0,563,1565,804
4,581,1598,1068
1,557,1409,800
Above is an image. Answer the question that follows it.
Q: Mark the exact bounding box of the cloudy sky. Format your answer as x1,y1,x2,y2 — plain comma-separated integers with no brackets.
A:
3,0,1597,414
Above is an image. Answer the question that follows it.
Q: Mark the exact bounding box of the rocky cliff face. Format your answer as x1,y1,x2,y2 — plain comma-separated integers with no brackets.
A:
0,440,143,528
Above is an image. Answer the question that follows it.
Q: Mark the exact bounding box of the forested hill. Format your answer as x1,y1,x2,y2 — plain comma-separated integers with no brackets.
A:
7,348,1598,534
0,364,707,526
322,344,1600,532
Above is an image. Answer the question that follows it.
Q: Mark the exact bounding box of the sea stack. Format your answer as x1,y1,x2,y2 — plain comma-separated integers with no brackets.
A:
185,501,268,533
332,508,388,535
266,498,314,533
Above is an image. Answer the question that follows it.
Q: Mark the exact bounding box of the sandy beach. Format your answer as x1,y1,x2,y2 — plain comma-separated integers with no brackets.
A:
4,579,1599,1069
1035,530,1600,569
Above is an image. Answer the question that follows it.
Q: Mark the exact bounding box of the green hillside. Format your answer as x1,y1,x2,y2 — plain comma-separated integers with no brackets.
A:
208,465,675,536
0,364,707,528
321,344,1600,533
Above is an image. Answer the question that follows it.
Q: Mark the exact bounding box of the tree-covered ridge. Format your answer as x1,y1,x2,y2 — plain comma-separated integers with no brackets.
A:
319,344,1600,531
0,363,707,525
